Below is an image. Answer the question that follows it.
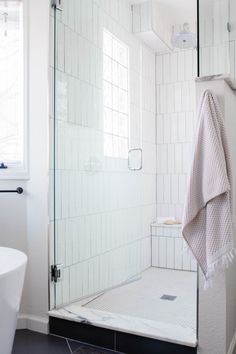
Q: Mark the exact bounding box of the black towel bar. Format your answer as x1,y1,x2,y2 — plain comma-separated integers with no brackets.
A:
0,187,23,194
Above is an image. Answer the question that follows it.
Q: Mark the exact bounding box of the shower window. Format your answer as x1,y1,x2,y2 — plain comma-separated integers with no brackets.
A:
0,0,26,177
103,29,129,159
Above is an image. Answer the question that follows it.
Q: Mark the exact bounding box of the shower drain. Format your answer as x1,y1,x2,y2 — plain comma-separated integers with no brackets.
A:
160,294,177,301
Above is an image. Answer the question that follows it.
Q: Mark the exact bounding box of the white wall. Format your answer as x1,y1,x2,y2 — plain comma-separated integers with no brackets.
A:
24,0,50,331
0,180,28,314
0,0,50,333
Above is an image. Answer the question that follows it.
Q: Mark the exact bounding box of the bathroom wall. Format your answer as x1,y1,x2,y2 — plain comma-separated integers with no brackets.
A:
155,48,197,218
50,0,156,307
0,180,28,312
151,223,197,271
153,45,197,269
199,0,230,78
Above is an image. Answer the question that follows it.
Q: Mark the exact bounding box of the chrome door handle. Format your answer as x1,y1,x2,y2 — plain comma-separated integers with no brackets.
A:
128,148,142,171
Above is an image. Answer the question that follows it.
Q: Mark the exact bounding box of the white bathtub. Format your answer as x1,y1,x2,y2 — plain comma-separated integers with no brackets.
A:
0,247,27,354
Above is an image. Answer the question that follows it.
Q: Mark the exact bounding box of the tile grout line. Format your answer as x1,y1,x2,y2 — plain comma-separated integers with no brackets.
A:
66,338,73,354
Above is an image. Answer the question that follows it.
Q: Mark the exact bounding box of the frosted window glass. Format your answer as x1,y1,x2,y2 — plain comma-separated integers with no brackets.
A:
117,42,128,66
112,111,119,136
119,113,128,137
112,86,119,111
104,108,113,134
103,81,112,108
119,89,128,114
112,61,118,86
118,65,128,90
103,55,112,83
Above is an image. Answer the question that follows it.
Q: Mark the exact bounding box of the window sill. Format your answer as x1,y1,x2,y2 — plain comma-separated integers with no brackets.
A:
0,170,30,181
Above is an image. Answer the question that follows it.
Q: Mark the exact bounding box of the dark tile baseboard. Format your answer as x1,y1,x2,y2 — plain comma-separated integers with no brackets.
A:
49,317,197,354
12,329,117,354
50,317,115,350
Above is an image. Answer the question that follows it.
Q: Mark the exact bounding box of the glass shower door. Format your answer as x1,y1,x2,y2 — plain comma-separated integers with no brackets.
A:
198,0,230,78
52,0,156,308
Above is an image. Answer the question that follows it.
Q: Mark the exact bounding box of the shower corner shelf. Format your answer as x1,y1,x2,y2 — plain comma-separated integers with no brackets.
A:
132,1,172,54
151,222,182,229
134,29,172,54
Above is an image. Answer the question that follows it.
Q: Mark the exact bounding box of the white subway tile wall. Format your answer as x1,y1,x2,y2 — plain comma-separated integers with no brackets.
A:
151,225,197,272
156,48,197,221
50,0,156,307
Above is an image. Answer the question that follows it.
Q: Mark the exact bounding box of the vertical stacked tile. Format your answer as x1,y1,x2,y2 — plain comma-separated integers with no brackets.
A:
151,224,197,271
156,45,197,220
154,20,197,270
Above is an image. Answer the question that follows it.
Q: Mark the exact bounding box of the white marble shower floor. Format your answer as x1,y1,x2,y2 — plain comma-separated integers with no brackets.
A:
49,267,197,347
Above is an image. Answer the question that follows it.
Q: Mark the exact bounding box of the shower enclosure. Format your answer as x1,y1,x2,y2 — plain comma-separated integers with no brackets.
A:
49,0,234,350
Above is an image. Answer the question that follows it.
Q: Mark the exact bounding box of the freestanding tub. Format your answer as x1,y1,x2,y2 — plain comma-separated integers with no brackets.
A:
0,247,27,354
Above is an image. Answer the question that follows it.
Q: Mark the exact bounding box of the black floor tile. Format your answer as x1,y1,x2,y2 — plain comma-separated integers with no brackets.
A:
73,344,117,354
68,339,116,353
68,338,124,354
12,329,70,354
68,339,82,352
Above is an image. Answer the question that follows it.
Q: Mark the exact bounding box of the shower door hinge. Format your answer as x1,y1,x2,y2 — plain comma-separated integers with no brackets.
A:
51,264,63,282
51,0,62,11
227,22,231,33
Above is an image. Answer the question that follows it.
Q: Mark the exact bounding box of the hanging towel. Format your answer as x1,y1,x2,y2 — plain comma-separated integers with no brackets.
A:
182,89,234,288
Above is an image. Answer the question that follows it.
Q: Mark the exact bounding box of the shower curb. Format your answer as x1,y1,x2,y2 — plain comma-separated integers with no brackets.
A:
49,317,197,354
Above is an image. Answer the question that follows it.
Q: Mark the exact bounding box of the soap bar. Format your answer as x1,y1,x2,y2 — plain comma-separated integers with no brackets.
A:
163,219,182,225
164,220,175,225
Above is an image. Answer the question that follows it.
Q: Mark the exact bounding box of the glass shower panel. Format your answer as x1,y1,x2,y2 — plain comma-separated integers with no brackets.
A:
198,0,230,78
229,0,236,86
53,0,156,307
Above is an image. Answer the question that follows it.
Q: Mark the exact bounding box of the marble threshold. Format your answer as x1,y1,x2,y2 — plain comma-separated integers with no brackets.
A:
49,305,197,348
